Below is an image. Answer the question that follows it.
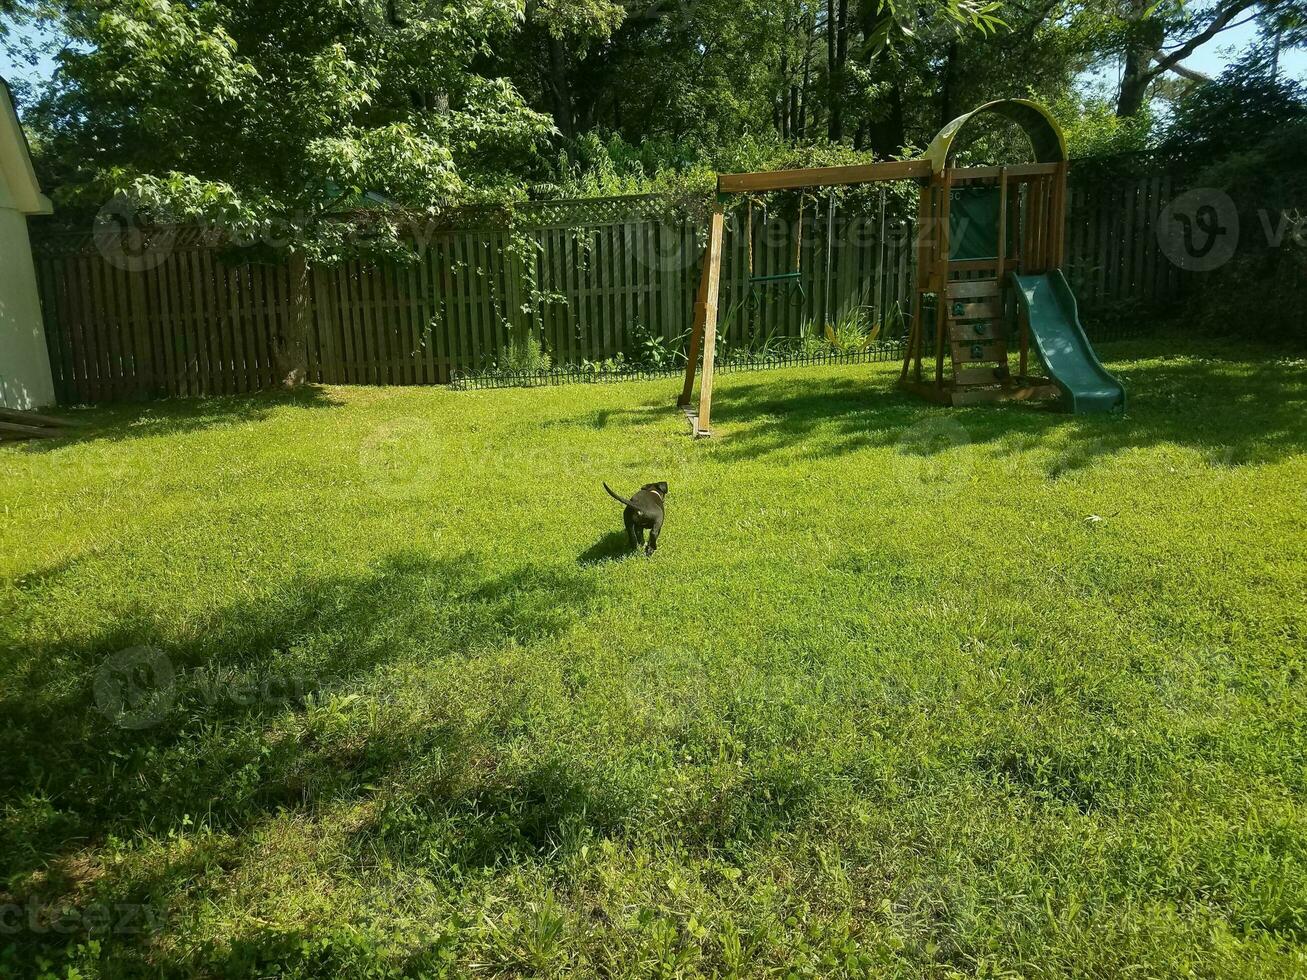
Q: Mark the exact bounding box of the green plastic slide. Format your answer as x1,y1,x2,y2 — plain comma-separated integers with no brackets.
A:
1011,270,1126,414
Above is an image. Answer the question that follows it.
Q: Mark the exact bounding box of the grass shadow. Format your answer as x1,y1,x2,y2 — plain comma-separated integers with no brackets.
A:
7,386,341,453
577,529,636,564
537,399,672,432
0,549,603,959
674,342,1306,471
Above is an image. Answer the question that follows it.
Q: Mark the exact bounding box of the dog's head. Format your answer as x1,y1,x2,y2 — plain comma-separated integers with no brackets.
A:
643,481,669,497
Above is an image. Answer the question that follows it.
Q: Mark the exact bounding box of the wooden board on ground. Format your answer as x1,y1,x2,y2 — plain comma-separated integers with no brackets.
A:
950,380,1059,405
0,408,78,428
0,419,66,439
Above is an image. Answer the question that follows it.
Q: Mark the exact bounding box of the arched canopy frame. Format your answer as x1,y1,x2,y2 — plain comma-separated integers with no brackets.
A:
924,98,1067,174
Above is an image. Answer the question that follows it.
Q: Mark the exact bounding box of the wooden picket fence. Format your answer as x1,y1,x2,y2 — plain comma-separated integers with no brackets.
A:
1064,172,1186,312
31,170,1186,404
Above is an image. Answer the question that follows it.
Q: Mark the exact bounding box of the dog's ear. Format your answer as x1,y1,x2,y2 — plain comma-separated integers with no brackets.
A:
655,482,668,496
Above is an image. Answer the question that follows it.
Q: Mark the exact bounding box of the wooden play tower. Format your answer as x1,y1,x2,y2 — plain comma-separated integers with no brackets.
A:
679,99,1076,436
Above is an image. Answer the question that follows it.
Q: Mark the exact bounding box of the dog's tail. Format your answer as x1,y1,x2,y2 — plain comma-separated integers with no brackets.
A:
604,482,640,512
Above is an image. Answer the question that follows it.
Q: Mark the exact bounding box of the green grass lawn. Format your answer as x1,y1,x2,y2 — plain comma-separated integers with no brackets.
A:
1,336,1305,978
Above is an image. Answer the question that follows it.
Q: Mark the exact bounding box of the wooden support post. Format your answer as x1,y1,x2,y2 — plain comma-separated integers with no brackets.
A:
902,182,933,383
1019,306,1030,378
1020,180,1035,275
1052,161,1069,268
1037,175,1053,271
934,170,952,386
694,209,726,436
899,315,918,382
1027,178,1041,274
677,250,711,407
995,168,1008,283
1042,176,1054,271
918,180,939,383
900,309,922,383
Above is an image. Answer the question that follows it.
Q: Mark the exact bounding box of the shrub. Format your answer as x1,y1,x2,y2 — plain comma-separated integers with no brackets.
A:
501,333,553,374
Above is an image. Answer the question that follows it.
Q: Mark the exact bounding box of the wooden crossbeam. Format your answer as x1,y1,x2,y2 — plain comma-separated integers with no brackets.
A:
949,162,1059,182
717,159,930,194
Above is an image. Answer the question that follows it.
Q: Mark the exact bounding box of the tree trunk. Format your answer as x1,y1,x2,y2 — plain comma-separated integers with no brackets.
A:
867,83,904,159
280,252,310,388
836,0,849,71
1115,0,1253,116
548,36,575,138
798,19,815,139
1115,0,1159,118
1115,45,1152,117
779,52,791,138
826,0,839,141
827,0,849,141
938,41,960,130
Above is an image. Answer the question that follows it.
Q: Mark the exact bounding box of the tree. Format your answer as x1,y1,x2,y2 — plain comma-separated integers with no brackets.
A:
26,0,556,249
521,0,625,139
16,0,568,386
814,0,1109,157
1109,0,1298,117
1253,0,1306,77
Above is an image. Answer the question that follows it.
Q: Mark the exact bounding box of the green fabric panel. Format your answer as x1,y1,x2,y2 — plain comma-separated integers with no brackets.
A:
949,186,1002,261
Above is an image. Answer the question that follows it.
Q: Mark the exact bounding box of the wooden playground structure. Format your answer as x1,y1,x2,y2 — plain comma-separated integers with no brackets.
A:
678,99,1101,436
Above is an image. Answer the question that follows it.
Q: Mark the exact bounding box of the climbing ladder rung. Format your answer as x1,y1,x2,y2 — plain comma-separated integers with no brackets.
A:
950,321,1000,342
948,298,1001,321
952,339,1007,365
946,279,1001,300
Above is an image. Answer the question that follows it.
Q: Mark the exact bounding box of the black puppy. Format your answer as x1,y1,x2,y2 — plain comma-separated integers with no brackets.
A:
603,482,668,556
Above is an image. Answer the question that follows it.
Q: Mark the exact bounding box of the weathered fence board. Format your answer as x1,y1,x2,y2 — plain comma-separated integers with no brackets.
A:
32,170,1187,404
